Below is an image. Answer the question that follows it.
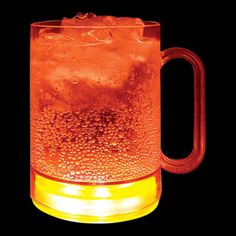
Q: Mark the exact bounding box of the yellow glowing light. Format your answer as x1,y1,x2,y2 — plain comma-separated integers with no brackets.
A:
94,187,111,198
31,170,161,223
63,185,83,196
120,198,141,210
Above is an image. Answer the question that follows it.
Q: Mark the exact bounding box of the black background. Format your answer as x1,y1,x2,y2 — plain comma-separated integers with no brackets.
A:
10,0,220,232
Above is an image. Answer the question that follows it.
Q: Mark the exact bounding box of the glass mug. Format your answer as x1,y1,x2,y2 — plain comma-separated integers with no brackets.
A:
30,19,205,223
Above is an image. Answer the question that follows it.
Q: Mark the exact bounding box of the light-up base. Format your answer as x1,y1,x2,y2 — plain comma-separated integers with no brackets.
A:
31,169,161,223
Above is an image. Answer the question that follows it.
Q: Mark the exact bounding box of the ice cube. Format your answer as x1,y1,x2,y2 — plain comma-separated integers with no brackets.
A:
114,17,144,41
44,41,134,91
61,13,113,44
61,12,97,26
39,28,77,43
60,13,144,44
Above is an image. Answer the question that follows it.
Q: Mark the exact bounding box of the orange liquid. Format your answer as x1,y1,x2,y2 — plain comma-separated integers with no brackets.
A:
30,30,161,184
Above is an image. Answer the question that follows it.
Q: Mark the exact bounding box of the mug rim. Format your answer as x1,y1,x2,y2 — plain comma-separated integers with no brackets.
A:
31,20,160,29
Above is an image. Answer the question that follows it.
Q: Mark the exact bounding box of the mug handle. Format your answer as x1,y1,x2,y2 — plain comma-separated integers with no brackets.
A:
160,47,206,173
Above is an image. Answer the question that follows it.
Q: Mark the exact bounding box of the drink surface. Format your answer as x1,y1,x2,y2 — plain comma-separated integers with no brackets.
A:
31,13,161,183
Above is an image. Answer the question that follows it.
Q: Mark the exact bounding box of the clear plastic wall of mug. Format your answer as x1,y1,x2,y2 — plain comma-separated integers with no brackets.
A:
30,18,205,223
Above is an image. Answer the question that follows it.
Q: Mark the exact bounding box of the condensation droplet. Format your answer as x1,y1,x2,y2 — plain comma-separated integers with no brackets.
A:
72,77,79,84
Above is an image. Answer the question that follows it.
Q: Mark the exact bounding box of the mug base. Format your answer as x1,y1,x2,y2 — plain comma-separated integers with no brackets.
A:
31,169,161,223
